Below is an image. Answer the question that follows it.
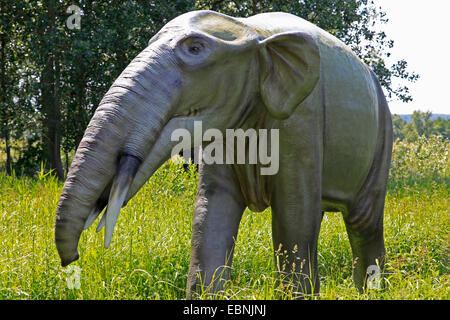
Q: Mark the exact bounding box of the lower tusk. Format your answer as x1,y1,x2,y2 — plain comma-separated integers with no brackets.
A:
84,203,106,230
96,210,107,232
104,154,141,248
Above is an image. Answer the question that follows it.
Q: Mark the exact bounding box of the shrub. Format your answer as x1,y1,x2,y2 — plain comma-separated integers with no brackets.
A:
389,135,449,191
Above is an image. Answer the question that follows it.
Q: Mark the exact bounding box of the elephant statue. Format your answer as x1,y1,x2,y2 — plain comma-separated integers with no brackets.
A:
54,10,393,297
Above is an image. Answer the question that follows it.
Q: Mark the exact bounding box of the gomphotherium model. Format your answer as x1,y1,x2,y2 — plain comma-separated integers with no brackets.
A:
55,10,393,297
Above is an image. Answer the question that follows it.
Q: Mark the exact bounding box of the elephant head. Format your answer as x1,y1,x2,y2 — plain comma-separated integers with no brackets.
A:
55,10,320,266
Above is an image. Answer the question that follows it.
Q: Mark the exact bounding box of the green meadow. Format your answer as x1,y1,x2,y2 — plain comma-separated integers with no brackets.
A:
0,135,448,299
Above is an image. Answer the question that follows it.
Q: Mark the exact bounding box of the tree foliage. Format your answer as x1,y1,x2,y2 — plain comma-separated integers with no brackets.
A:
0,0,422,176
392,112,450,142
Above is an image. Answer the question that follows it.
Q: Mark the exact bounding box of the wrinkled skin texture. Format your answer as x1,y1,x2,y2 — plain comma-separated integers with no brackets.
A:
55,11,393,298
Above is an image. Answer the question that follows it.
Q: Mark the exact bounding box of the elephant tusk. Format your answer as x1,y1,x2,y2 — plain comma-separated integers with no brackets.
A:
103,154,141,248
84,203,106,230
84,184,111,230
84,206,99,230
96,210,107,232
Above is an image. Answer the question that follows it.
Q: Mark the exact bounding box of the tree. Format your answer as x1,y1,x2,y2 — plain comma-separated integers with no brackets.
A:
37,0,65,179
431,117,450,140
0,0,12,175
392,111,449,142
411,111,433,137
392,114,406,141
0,0,32,175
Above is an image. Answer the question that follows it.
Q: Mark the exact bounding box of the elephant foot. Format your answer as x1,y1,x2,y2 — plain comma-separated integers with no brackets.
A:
186,266,231,299
273,270,320,299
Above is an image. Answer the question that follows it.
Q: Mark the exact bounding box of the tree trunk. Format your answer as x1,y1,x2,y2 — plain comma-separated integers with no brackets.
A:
65,151,69,176
74,62,87,149
0,12,12,176
4,129,11,175
40,0,64,179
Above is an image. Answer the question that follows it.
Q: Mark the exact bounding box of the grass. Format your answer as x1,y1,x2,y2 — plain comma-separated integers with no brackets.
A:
0,136,448,299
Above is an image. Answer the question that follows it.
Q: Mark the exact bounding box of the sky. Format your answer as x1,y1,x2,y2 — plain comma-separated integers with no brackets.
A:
376,0,449,114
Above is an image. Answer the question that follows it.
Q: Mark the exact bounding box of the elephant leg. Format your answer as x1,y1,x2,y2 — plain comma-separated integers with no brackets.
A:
186,163,245,299
271,201,323,297
343,193,386,293
271,161,323,297
343,157,390,292
343,104,392,292
268,111,324,297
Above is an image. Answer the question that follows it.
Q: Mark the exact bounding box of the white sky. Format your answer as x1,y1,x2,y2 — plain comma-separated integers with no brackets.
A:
376,0,450,114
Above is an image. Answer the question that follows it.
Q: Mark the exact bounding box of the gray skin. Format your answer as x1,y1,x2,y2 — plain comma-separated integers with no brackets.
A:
55,10,393,297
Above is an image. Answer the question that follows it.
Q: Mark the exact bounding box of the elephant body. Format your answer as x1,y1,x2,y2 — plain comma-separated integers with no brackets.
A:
219,13,388,213
55,10,393,297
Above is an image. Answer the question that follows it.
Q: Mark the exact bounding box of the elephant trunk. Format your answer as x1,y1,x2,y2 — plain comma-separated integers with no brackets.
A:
55,45,179,266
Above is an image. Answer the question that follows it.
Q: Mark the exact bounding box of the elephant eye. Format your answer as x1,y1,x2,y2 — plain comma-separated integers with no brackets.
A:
188,42,204,55
176,36,212,65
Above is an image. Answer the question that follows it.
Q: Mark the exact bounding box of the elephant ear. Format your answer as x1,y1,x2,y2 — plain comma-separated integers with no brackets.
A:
259,32,320,119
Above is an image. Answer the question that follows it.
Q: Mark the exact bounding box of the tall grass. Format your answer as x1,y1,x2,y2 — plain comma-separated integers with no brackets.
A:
0,136,448,299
